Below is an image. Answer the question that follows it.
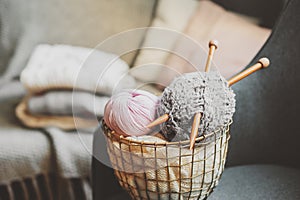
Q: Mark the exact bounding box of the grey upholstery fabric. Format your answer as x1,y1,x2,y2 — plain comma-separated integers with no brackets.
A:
213,0,285,28
227,0,300,168
209,165,300,200
0,0,156,81
97,164,300,200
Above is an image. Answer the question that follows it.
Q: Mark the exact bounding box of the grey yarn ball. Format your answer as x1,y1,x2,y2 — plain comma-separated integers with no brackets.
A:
158,72,236,142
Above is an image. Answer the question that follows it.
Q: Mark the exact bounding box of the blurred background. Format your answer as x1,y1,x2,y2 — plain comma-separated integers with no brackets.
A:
0,0,286,199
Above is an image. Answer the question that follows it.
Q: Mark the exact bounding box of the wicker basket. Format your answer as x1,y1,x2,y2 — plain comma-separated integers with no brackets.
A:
102,121,231,200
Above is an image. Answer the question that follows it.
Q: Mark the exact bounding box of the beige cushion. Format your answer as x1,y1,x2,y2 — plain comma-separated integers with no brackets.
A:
131,0,198,82
132,0,271,85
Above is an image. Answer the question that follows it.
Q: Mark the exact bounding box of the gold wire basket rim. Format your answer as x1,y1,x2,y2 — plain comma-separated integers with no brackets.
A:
102,119,232,147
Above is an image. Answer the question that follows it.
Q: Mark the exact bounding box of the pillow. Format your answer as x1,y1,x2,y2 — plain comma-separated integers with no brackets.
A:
130,0,198,82
0,0,156,82
159,0,271,86
132,0,271,85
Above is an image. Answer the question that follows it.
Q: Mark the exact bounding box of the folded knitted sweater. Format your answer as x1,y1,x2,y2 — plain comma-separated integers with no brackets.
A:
17,44,136,130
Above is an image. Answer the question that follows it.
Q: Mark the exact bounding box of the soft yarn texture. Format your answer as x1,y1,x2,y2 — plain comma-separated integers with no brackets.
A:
104,89,159,136
28,91,110,117
159,72,235,141
16,44,137,130
0,98,93,181
20,44,136,95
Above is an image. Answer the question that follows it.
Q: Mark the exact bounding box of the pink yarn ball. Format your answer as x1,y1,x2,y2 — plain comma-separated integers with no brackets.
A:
104,89,159,136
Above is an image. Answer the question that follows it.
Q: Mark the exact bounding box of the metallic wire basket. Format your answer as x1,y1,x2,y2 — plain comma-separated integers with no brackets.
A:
102,121,232,200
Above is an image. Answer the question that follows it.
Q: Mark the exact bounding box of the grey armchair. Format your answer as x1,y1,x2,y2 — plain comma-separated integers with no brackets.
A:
92,0,300,199
209,0,300,198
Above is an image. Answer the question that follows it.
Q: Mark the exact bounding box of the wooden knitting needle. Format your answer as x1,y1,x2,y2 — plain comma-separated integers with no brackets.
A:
204,40,219,72
228,57,270,86
189,57,270,149
147,40,218,129
147,113,169,128
190,40,218,150
148,57,270,129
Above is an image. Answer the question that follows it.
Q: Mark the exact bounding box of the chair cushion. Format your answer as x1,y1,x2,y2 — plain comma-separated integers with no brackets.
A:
131,0,271,84
227,0,300,168
209,165,300,200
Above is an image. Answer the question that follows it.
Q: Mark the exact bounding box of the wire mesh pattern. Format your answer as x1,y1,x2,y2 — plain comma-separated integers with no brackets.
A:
102,121,231,200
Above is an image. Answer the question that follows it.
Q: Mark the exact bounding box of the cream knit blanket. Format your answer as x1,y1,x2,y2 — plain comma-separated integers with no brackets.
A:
16,44,136,130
